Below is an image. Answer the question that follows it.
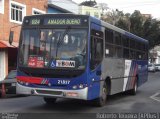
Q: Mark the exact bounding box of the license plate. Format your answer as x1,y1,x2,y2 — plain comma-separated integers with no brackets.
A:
11,83,16,86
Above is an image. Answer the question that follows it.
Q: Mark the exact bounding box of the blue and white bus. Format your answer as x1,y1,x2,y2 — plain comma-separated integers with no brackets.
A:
12,14,148,106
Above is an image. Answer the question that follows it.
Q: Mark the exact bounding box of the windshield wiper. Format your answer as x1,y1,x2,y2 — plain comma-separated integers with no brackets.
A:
55,27,71,57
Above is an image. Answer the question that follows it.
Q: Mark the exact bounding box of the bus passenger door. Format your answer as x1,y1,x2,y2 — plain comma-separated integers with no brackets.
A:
89,30,104,100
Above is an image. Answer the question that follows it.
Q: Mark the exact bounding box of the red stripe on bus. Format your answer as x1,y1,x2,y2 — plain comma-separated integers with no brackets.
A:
17,76,43,84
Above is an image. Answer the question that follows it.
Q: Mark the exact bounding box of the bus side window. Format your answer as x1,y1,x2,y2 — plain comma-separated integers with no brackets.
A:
105,29,113,44
90,37,103,70
123,36,129,48
123,48,129,59
115,32,121,46
105,44,114,57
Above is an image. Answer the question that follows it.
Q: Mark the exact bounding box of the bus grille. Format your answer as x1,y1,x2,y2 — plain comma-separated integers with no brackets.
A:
36,89,62,95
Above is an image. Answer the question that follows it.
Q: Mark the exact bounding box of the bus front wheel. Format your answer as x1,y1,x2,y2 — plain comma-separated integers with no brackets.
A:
43,97,57,104
93,82,108,107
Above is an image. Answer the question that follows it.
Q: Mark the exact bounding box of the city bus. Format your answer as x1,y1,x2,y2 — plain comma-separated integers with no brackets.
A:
10,14,148,106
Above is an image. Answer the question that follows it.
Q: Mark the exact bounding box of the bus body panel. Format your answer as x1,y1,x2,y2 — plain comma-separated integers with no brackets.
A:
136,60,148,87
17,71,88,90
87,21,103,100
101,58,148,95
102,58,125,94
90,17,148,96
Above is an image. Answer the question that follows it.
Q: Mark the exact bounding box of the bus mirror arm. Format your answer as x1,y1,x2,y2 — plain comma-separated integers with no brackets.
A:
9,25,21,46
9,31,14,45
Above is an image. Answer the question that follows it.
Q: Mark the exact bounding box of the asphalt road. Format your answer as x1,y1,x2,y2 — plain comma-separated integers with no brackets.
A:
0,72,160,118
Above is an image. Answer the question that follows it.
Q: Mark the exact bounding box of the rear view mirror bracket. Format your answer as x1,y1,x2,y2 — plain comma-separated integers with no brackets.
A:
9,25,21,46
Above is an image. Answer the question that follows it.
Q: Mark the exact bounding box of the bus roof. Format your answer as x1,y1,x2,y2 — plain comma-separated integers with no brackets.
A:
24,13,90,19
23,13,89,20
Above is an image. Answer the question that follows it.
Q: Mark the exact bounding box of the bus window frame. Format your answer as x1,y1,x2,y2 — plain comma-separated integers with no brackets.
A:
90,30,104,70
104,28,148,61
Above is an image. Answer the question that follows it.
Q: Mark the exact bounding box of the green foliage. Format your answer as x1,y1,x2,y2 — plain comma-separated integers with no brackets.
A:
80,0,97,7
130,10,144,36
101,9,160,49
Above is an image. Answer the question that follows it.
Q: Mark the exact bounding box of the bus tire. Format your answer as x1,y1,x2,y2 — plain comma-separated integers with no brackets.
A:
93,82,108,107
129,77,138,95
43,97,57,104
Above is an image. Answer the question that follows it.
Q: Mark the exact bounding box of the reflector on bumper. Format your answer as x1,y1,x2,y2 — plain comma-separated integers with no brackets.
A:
66,92,78,97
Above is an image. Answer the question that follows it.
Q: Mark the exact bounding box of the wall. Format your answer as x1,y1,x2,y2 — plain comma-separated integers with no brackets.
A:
0,50,6,81
48,0,79,14
79,6,101,19
0,0,47,43
48,6,66,13
0,0,47,78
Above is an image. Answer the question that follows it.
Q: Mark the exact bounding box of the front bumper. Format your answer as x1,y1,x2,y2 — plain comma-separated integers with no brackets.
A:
16,83,88,100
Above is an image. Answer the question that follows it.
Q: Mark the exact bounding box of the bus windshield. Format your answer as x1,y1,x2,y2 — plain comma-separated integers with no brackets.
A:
19,28,87,70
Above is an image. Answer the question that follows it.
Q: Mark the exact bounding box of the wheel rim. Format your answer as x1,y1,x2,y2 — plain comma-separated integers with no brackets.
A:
134,82,137,92
102,87,107,102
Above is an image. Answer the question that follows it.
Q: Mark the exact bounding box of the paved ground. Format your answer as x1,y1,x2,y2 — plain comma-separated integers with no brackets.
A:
0,72,160,118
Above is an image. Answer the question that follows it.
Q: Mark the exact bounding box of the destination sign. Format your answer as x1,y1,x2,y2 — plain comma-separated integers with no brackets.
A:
44,18,82,25
30,19,41,25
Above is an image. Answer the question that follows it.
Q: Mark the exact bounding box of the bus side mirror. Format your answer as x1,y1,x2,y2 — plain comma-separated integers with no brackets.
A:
9,31,14,45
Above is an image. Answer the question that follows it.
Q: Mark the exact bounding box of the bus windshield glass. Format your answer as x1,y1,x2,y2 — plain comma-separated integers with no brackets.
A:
19,28,87,70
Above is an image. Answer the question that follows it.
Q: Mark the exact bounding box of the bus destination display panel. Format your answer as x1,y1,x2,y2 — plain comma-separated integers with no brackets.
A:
28,17,88,26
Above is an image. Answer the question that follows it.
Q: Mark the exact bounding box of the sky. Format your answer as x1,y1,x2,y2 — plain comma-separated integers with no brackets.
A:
72,0,160,18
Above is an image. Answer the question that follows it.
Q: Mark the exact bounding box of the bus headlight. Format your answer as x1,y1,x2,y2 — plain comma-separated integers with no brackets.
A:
73,84,85,89
19,81,24,85
79,84,84,89
25,82,29,86
48,83,51,87
18,80,29,86
72,85,77,89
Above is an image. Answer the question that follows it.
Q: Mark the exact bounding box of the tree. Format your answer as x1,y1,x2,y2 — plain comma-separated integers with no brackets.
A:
143,19,160,48
80,0,97,7
101,9,124,25
98,3,108,16
129,10,144,36
116,13,131,31
101,9,160,49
